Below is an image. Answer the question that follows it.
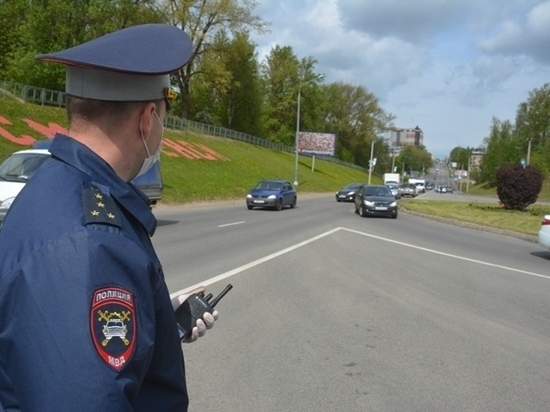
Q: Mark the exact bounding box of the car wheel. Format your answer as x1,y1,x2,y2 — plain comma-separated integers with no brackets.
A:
290,197,297,208
247,205,253,210
336,199,341,202
275,199,283,211
391,211,398,219
360,205,367,217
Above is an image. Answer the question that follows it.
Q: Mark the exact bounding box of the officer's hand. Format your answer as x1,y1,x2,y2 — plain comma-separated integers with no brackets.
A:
171,286,220,344
183,310,219,344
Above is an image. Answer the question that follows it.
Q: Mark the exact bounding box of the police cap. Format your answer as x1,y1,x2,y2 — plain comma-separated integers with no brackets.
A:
36,24,192,102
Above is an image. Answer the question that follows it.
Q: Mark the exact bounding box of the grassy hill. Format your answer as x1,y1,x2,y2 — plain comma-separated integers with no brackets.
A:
0,98,377,203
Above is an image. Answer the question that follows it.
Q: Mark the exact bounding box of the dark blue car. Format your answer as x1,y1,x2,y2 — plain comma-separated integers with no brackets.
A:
246,179,297,211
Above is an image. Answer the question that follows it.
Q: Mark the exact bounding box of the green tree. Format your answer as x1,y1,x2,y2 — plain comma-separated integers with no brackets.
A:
0,0,27,77
449,146,473,169
319,82,393,168
259,45,301,144
218,32,263,136
2,0,162,89
398,145,433,176
513,83,550,175
165,0,269,119
480,118,519,187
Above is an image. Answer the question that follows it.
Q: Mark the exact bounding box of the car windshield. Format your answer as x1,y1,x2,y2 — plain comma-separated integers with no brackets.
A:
364,187,391,197
386,184,398,189
0,153,50,182
344,183,361,190
255,181,283,190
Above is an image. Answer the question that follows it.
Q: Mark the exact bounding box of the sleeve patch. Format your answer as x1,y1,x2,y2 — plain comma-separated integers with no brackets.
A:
82,187,122,228
90,287,136,371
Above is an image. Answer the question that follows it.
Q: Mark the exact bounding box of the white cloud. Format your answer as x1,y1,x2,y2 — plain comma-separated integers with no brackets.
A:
251,0,550,156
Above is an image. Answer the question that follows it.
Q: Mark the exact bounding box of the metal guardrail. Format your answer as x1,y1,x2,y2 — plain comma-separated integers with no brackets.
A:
0,79,368,173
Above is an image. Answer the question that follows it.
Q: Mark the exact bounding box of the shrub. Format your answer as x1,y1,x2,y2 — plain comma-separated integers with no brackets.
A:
496,164,543,210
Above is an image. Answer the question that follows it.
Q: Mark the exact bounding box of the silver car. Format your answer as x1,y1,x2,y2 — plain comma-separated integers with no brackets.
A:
385,183,401,199
399,183,417,197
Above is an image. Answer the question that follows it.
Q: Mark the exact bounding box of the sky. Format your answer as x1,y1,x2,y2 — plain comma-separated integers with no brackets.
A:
249,0,550,158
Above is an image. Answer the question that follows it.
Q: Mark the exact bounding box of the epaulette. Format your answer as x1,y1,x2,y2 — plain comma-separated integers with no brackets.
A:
82,187,122,228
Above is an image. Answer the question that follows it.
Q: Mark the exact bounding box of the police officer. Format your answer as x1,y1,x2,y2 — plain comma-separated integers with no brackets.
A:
0,24,217,411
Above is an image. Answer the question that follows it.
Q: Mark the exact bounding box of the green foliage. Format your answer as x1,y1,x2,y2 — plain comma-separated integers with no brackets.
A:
1,0,162,89
480,118,518,186
397,145,433,175
400,199,549,236
169,0,269,119
496,164,543,210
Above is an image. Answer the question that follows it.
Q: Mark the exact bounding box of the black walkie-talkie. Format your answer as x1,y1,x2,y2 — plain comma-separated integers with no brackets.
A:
175,284,233,340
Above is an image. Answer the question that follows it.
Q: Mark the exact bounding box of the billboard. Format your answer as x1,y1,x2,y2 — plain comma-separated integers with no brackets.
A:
298,132,336,155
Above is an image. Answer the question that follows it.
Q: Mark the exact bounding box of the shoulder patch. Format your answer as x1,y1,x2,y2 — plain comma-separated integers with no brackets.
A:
82,187,122,228
90,287,136,371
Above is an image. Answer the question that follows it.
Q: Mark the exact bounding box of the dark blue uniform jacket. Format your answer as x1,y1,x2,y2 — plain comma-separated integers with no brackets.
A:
0,134,188,411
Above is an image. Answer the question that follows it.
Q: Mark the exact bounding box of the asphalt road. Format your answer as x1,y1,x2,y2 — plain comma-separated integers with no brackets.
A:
152,194,550,412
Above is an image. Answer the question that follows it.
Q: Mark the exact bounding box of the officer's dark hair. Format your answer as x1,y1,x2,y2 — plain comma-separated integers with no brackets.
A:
66,95,164,129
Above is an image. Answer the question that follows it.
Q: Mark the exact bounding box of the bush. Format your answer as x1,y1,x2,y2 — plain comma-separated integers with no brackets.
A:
496,164,543,210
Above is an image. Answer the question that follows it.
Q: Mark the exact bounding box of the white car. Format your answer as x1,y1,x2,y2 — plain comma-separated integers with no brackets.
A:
1,145,164,222
0,149,50,222
537,215,550,250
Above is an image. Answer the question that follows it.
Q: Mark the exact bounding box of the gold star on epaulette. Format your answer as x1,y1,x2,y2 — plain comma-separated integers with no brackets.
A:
82,187,122,228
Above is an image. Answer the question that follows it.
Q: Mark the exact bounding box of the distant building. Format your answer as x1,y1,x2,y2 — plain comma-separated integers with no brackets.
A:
389,126,424,148
470,150,484,169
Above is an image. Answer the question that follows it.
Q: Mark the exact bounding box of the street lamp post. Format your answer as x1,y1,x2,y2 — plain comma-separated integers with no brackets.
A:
368,139,375,184
294,74,324,186
523,120,533,166
527,137,532,166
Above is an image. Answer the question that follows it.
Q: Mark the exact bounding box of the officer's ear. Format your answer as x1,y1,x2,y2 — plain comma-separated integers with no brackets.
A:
138,102,158,140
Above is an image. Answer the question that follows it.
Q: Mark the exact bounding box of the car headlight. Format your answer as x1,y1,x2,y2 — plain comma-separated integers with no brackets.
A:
348,191,355,196
0,197,15,211
246,194,252,199
364,200,374,206
390,201,397,207
268,195,276,200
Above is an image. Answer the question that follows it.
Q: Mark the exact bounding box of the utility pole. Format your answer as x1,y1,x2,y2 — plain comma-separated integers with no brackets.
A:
527,137,532,166
466,156,471,193
368,139,375,184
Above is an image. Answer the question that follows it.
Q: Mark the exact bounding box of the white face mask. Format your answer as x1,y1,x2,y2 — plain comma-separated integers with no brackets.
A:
135,111,163,179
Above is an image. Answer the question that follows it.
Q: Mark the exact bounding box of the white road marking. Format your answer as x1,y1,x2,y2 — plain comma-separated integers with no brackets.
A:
341,227,550,280
170,227,549,298
218,221,245,228
170,227,340,297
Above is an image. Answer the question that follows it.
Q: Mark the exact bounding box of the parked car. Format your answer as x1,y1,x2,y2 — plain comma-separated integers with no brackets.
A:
246,179,297,211
0,143,164,222
0,149,50,222
385,182,401,199
425,181,434,190
335,182,363,202
354,184,398,219
537,215,550,251
399,183,417,198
